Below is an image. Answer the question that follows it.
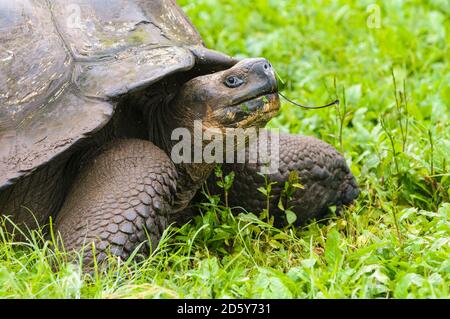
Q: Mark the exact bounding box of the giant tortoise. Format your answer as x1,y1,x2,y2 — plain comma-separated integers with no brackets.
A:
0,0,358,265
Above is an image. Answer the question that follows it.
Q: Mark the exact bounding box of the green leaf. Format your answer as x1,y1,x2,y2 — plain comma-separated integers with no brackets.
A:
277,199,285,211
257,186,268,196
252,271,294,298
260,208,268,220
241,104,250,113
214,165,223,178
224,172,235,190
285,210,297,224
324,229,342,267
301,258,316,268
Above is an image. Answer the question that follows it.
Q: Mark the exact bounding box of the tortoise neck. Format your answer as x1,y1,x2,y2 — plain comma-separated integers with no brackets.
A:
148,100,216,199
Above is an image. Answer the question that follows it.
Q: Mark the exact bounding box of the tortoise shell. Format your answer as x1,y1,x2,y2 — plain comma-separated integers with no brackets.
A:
0,0,234,189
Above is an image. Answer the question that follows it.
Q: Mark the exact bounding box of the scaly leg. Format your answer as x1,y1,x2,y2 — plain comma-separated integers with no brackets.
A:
204,132,359,225
55,139,177,265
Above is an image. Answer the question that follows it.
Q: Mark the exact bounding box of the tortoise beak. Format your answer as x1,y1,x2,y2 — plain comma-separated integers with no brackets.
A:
229,58,278,106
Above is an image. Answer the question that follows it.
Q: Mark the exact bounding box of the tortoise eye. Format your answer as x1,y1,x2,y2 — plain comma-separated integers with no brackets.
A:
224,75,244,88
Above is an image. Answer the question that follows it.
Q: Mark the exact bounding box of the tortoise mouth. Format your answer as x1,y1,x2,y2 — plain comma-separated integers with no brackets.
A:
220,92,280,128
233,92,279,112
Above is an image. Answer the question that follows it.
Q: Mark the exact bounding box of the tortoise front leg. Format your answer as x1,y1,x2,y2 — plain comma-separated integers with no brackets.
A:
55,139,177,265
204,132,359,225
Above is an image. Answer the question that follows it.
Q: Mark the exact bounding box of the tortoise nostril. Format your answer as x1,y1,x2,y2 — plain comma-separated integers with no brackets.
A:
263,63,270,70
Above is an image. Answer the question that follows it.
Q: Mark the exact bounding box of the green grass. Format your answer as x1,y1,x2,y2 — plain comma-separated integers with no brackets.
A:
1,0,449,298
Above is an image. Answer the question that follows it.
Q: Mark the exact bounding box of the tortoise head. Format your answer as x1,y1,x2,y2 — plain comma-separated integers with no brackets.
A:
172,58,280,129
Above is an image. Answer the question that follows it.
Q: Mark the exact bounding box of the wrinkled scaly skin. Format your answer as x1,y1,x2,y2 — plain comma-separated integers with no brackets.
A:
55,139,177,261
200,132,360,226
